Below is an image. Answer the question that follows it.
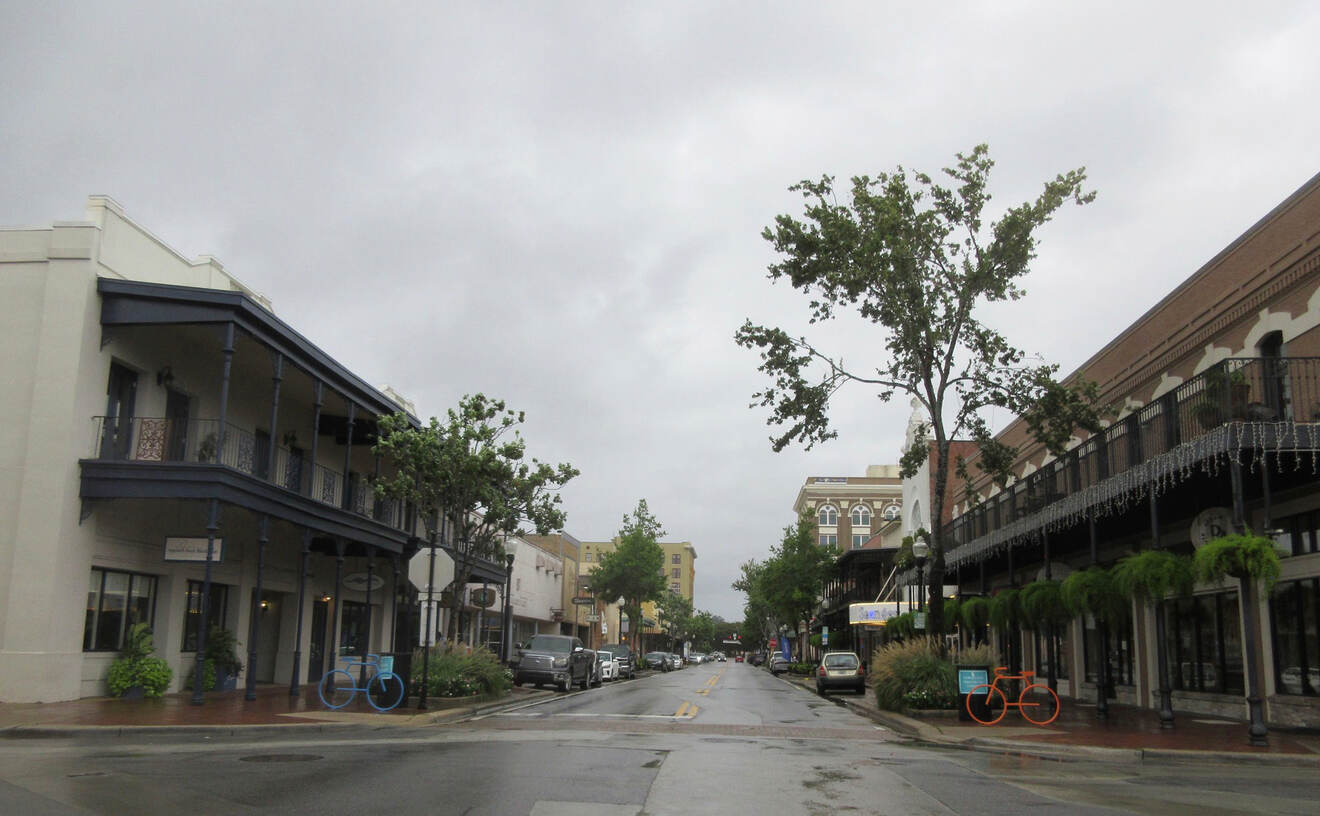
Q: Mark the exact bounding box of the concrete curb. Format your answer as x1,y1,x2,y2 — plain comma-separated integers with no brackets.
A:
789,673,1320,768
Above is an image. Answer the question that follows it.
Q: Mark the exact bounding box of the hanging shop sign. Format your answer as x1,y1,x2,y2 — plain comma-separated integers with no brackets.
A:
468,587,498,608
1190,507,1235,548
849,602,902,625
164,537,224,563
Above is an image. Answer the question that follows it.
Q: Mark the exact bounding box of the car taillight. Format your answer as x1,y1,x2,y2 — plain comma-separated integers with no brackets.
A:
857,667,865,676
818,666,826,676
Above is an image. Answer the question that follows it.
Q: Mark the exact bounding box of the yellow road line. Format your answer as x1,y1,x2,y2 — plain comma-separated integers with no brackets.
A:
675,701,690,717
674,701,699,718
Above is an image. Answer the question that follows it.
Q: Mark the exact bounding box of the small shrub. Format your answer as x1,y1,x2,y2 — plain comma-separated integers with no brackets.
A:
413,645,511,698
184,659,218,691
955,643,1001,669
870,637,956,712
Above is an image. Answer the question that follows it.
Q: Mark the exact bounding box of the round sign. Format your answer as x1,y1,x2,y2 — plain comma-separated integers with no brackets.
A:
1190,507,1235,548
470,587,498,608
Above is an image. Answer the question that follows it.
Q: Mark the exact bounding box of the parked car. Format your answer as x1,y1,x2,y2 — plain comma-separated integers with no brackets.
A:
734,654,744,663
597,649,619,682
711,651,726,662
603,644,636,679
513,634,595,692
666,652,682,670
769,654,790,676
815,651,865,695
748,651,766,666
688,652,707,665
643,651,670,671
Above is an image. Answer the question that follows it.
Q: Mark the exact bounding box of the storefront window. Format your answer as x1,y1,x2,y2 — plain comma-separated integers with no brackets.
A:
1270,577,1320,696
183,580,230,652
1033,628,1070,680
339,600,368,656
84,568,157,651
1164,590,1243,695
1082,612,1134,687
1272,510,1319,556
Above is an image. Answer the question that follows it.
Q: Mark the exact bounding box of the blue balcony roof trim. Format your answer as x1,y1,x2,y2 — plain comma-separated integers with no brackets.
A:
97,278,418,424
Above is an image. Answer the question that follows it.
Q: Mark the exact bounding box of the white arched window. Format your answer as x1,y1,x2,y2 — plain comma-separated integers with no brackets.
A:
881,504,901,522
818,505,838,527
851,505,871,527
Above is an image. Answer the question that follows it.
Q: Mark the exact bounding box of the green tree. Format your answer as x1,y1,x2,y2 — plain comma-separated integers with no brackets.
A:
374,394,579,643
735,145,1103,639
688,610,717,653
656,589,693,651
734,559,776,649
758,514,837,661
591,500,667,654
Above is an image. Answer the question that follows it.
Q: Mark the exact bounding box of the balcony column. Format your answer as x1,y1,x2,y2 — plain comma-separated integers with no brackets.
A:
1043,530,1057,694
1229,425,1269,745
191,321,235,706
307,381,323,498
1149,485,1175,729
290,528,311,696
245,353,282,701
1089,512,1108,719
341,402,357,510
246,514,270,701
360,548,374,687
331,540,346,671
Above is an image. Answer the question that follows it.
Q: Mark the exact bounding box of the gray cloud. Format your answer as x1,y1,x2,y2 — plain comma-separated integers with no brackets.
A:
4,1,1319,619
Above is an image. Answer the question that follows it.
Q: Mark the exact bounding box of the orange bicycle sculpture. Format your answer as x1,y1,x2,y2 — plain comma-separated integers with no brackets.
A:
965,666,1060,725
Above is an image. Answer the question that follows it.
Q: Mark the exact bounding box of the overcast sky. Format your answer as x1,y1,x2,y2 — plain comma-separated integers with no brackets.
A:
4,2,1319,621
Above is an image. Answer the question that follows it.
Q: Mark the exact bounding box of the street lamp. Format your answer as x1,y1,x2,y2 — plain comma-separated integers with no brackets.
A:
502,551,515,663
912,539,929,612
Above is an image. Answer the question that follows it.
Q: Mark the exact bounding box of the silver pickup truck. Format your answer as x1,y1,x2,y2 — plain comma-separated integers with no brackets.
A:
512,634,596,692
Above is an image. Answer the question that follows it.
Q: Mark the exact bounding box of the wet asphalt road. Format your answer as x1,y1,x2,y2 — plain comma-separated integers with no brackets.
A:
1,662,1316,815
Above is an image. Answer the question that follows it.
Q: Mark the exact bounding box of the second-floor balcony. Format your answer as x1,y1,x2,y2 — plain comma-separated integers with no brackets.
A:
945,357,1320,566
84,415,410,536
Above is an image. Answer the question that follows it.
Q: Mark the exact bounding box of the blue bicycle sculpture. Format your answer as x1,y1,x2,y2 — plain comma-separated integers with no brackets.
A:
317,653,405,712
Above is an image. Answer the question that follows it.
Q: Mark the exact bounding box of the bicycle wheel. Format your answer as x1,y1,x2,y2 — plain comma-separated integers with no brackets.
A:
1018,683,1060,725
966,684,1008,725
366,672,405,712
317,669,356,710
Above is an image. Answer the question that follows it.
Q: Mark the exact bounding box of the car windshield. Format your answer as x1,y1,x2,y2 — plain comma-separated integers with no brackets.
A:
824,654,858,668
607,645,631,658
525,635,573,653
597,651,613,661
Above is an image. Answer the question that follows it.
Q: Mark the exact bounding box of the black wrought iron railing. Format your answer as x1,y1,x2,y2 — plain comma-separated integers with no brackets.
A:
89,416,405,530
945,357,1320,558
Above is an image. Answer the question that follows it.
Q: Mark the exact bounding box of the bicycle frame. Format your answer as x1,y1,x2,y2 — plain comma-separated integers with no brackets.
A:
317,653,404,712
966,666,1060,726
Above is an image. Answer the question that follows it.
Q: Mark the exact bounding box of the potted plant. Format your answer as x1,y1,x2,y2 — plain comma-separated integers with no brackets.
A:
988,588,1022,632
958,596,990,644
197,432,218,463
106,623,173,699
185,625,243,691
1113,549,1193,726
1193,532,1280,589
1194,365,1250,429
1019,580,1069,631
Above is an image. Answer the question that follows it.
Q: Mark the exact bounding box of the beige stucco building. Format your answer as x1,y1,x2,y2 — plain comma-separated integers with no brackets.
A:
0,197,513,702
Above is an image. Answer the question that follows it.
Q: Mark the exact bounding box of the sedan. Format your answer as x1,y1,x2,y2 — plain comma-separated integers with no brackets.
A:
643,651,670,672
596,650,619,681
665,652,682,670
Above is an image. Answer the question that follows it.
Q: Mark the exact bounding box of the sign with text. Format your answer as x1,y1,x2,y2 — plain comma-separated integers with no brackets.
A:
571,596,595,605
958,669,989,695
849,602,901,625
164,537,224,563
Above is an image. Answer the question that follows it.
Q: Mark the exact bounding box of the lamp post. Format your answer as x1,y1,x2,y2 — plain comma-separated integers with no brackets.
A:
502,552,515,663
912,539,929,613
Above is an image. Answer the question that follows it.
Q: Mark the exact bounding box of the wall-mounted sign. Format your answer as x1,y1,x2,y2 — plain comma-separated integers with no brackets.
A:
1190,507,1235,548
164,537,224,562
849,602,902,625
571,596,595,605
468,587,498,608
343,572,385,592
585,613,601,622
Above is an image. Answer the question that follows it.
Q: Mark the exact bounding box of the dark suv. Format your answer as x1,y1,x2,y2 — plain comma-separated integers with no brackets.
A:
513,634,596,691
602,643,635,679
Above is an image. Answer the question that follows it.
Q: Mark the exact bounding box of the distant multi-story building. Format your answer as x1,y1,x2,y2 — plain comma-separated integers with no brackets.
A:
793,466,904,551
578,538,696,648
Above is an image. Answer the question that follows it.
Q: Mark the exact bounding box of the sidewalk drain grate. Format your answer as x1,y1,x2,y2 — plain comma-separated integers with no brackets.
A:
239,754,323,763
